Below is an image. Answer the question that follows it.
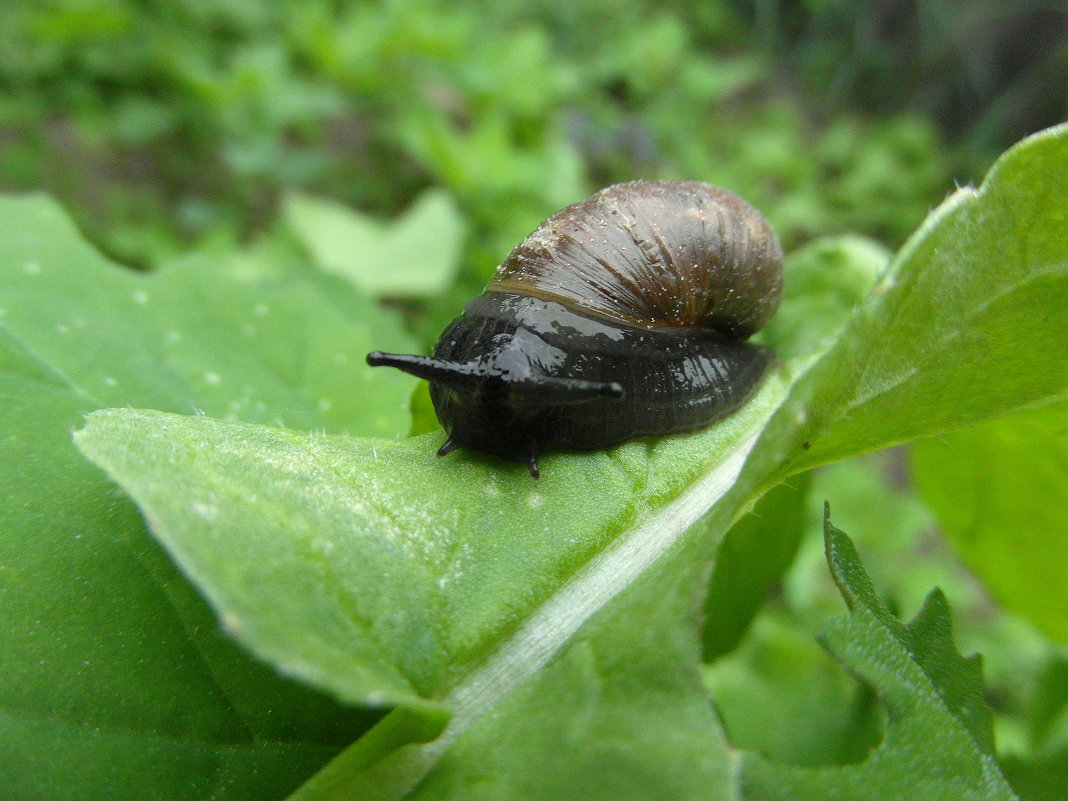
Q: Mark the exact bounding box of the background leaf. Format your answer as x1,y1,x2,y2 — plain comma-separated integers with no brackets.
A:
0,324,380,801
911,403,1068,646
1002,655,1068,801
0,195,424,799
0,194,418,436
737,513,1017,800
285,189,465,298
759,233,889,363
704,610,882,766
701,475,810,660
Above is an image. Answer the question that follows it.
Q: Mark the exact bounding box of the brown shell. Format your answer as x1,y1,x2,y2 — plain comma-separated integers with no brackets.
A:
488,180,783,337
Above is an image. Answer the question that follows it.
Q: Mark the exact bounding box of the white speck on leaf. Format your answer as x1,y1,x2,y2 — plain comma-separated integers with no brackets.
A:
132,290,149,304
191,500,218,521
220,611,242,635
253,302,269,317
103,376,118,387
873,274,896,297
165,330,181,343
23,261,40,275
204,372,222,385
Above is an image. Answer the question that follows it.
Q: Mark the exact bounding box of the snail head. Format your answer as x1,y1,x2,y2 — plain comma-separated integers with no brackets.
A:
367,331,624,476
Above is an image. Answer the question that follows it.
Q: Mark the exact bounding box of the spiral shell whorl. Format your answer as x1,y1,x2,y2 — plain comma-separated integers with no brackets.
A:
488,180,783,337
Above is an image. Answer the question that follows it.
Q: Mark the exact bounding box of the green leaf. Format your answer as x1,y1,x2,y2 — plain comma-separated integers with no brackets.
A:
753,123,1068,478
284,189,465,298
737,511,1017,800
1027,657,1068,755
0,194,417,436
1001,655,1068,801
73,376,786,710
0,194,422,799
1002,749,1068,801
704,611,882,766
292,533,737,801
824,507,995,750
73,392,780,801
911,404,1068,645
0,324,380,801
783,457,937,622
701,475,810,660
760,233,889,363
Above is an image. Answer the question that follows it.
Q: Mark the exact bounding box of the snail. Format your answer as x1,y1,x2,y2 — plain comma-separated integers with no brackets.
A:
367,180,783,478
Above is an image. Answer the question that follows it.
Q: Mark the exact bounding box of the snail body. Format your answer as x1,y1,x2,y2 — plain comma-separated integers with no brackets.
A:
368,180,783,478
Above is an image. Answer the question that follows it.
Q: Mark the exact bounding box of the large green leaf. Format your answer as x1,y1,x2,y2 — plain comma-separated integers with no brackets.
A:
737,512,1018,800
0,195,416,435
0,195,421,799
73,381,785,714
704,610,883,767
0,334,372,801
701,475,810,661
911,404,1068,645
70,124,1067,799
753,123,1068,478
223,477,742,801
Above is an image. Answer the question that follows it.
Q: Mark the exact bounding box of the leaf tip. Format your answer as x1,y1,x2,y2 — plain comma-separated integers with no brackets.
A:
823,505,885,614
823,502,854,610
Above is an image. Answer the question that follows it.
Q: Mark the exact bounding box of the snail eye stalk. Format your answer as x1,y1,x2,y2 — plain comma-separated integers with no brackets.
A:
366,351,480,390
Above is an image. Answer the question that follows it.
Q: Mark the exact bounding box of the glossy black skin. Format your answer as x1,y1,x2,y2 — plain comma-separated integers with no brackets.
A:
429,291,770,465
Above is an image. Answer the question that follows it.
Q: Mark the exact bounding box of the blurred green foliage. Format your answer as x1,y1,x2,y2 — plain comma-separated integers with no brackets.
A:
752,0,1068,167
0,0,966,272
707,455,1062,778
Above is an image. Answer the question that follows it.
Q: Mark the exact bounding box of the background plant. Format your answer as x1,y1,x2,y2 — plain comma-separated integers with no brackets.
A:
0,0,1025,268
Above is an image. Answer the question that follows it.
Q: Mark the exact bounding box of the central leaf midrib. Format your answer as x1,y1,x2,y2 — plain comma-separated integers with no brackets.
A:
338,428,763,799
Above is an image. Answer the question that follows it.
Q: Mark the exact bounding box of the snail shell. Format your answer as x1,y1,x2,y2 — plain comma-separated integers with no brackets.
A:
368,180,783,478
